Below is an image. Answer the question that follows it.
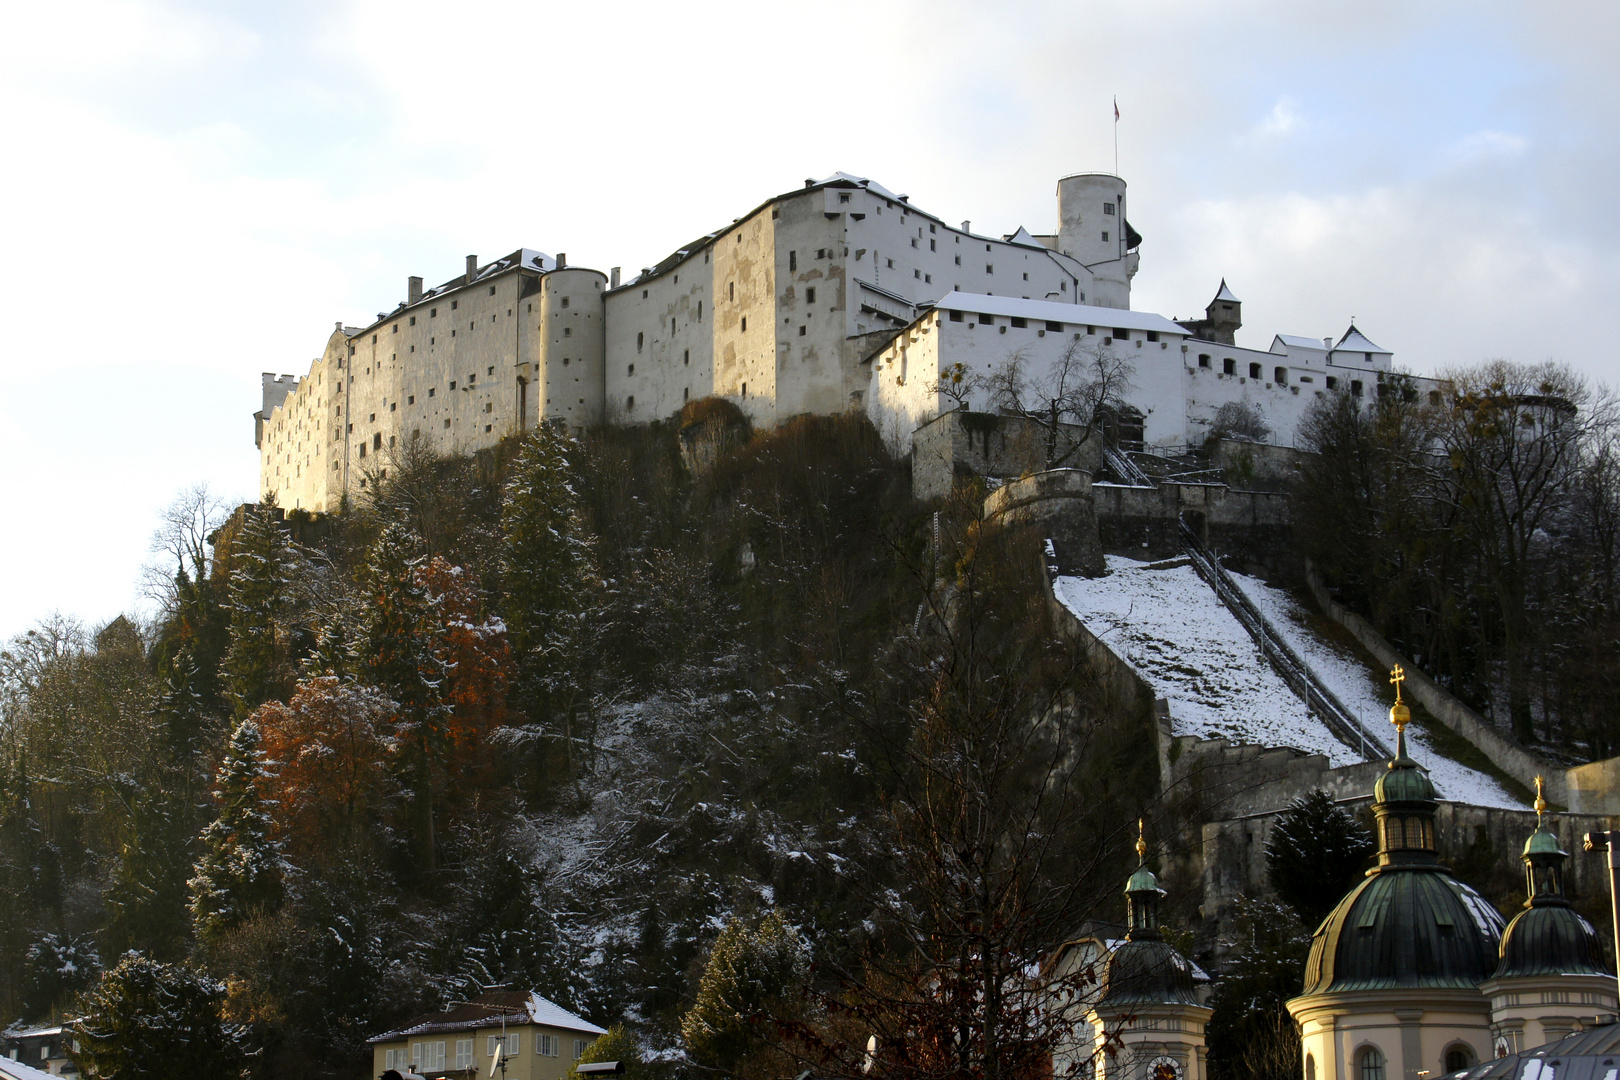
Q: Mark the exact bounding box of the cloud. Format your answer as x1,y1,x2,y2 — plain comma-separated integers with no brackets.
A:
1251,98,1308,141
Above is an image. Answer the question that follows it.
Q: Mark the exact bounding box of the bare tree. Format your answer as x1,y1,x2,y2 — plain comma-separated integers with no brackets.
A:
1207,401,1271,444
975,342,1135,469
141,485,230,613
1428,361,1614,740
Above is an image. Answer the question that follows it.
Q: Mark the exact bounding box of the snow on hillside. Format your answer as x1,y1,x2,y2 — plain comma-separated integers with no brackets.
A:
1228,570,1524,809
1055,556,1523,808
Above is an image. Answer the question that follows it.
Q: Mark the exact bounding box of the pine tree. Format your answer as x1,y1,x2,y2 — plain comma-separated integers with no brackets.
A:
501,424,605,778
570,1025,645,1080
222,502,294,720
104,775,197,961
189,717,284,945
1265,789,1375,927
20,932,100,1021
681,911,809,1075
69,953,241,1078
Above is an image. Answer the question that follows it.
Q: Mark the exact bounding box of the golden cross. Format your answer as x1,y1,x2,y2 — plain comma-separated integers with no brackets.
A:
1136,818,1147,863
1390,664,1406,702
1534,775,1547,820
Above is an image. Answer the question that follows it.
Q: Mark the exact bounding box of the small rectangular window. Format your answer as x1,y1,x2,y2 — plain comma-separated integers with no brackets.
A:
1223,358,1235,375
428,388,435,397
1103,202,1115,215
986,264,993,274
806,287,816,304
1046,321,1064,332
409,316,416,326
1249,362,1262,379
561,297,570,308
451,300,458,310
914,269,921,279
1101,232,1109,241
799,326,806,336
949,310,964,322
839,193,850,203
789,251,797,271
449,380,457,390
1010,317,1027,328
1198,354,1210,368
979,315,994,326
1146,331,1158,342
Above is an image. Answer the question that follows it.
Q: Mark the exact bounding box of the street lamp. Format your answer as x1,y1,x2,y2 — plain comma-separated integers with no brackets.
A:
1581,828,1620,980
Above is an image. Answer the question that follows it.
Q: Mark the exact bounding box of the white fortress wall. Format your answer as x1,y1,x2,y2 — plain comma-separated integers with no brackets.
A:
867,295,1190,454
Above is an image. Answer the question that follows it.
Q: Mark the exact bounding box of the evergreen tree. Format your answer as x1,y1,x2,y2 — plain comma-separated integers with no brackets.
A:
500,424,604,780
681,911,808,1075
1265,789,1375,927
1204,897,1311,1080
222,502,294,720
70,953,242,1079
104,775,197,961
189,718,284,945
20,932,100,1021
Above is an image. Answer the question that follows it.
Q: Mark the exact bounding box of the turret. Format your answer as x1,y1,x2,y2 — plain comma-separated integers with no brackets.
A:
1483,778,1615,1055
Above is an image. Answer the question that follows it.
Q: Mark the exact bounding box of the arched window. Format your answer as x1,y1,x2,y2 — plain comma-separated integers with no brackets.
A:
1306,1053,1316,1080
1359,1046,1385,1080
1444,1045,1475,1073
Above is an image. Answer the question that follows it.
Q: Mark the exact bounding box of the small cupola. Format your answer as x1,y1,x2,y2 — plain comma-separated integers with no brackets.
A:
1125,818,1165,941
1372,665,1440,865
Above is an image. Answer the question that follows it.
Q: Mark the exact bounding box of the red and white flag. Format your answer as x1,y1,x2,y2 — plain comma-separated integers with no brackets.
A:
1114,97,1119,121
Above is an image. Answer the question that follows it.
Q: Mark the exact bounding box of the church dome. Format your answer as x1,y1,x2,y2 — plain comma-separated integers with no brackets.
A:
1299,670,1504,995
1101,937,1201,1006
1492,788,1611,982
1300,865,1504,994
1493,904,1608,980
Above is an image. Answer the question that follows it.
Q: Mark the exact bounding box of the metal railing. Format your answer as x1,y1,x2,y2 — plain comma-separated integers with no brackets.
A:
1178,515,1393,763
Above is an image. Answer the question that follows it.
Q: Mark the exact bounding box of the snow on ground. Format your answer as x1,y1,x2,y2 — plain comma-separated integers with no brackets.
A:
1055,555,1524,808
1056,556,1360,767
1229,570,1524,809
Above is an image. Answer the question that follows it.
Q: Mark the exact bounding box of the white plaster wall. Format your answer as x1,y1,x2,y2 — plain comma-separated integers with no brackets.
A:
538,268,608,429
867,300,1191,454
1057,173,1135,309
1295,997,1491,1080
604,246,716,422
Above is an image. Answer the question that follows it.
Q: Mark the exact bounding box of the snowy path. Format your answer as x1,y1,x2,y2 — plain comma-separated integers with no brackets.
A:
1055,556,1523,808
1228,570,1523,809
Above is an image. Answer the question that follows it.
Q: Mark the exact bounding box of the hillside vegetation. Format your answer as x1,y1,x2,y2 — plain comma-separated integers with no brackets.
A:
0,405,1154,1079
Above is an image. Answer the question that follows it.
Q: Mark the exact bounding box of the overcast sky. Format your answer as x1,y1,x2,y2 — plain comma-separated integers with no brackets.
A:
1,0,1616,642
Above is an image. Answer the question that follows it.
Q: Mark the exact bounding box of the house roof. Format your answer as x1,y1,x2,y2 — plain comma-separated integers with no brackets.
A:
0,1059,55,1080
367,991,607,1044
927,291,1188,337
1003,226,1046,249
1272,334,1329,352
1212,279,1240,303
1332,324,1389,354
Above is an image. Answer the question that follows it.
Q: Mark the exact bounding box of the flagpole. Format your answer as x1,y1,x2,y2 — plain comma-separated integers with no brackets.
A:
1113,96,1119,176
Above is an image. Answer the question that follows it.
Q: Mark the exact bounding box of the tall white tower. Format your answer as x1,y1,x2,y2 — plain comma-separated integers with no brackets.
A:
1057,173,1138,310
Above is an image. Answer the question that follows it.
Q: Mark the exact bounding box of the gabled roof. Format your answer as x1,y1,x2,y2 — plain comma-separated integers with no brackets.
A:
1004,226,1046,249
1332,324,1389,354
367,991,607,1044
1272,334,1329,352
1212,279,1240,303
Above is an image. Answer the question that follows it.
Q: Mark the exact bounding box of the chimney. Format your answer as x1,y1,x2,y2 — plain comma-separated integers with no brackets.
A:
556,253,567,269
961,220,971,233
408,276,423,304
466,255,478,283
1324,337,1333,350
610,267,621,288
805,178,815,188
334,320,343,331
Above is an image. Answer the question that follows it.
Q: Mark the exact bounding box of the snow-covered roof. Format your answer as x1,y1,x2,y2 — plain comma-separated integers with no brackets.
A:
0,1058,55,1080
818,171,902,202
2,1025,64,1039
1332,324,1389,354
928,292,1188,337
367,990,606,1044
1003,226,1046,249
1272,334,1329,352
1212,279,1240,303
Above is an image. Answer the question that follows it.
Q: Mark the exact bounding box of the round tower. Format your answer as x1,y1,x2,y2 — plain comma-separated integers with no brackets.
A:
1481,779,1615,1056
1288,669,1503,1080
1056,173,1138,309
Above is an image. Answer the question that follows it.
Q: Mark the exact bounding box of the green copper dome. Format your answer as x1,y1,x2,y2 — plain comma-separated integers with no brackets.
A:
1100,937,1201,1007
1374,760,1436,804
1125,867,1160,895
1300,867,1504,994
1494,904,1609,980
1522,827,1566,858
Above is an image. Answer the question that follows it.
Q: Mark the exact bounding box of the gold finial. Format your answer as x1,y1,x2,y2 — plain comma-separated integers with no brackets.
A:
1136,818,1147,864
1389,665,1410,733
1534,775,1547,821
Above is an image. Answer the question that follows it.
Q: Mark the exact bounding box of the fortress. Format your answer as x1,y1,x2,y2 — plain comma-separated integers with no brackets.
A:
256,169,1424,511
